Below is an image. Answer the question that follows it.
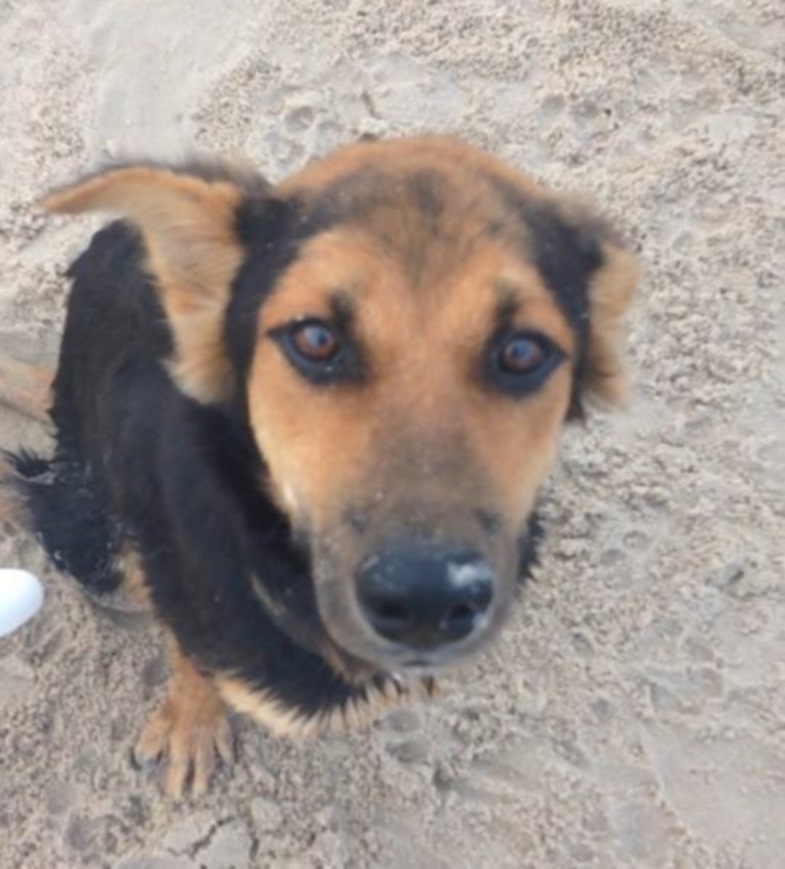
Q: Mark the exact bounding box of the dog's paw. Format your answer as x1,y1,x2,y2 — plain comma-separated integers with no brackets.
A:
132,649,235,798
133,695,235,797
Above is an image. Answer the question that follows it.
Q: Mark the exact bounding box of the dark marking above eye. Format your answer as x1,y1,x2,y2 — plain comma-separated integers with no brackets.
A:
493,286,520,330
407,171,446,229
489,181,607,335
303,169,390,230
329,291,356,329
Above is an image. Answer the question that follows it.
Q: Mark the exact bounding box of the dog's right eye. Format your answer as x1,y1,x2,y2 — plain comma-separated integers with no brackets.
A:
273,319,363,386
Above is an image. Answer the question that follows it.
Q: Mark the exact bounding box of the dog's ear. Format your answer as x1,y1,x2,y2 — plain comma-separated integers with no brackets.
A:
582,213,638,409
558,202,639,413
42,162,271,403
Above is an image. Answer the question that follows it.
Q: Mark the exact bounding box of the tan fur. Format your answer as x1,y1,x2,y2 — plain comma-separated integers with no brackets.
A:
216,671,430,738
585,242,639,406
279,135,549,203
0,354,52,421
133,642,234,798
43,167,247,403
318,639,380,685
249,219,576,535
112,543,154,612
548,197,638,408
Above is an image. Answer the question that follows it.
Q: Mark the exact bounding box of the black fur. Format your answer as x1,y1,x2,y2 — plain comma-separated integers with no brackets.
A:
10,219,389,722
518,511,544,586
300,169,390,230
226,194,354,386
10,164,560,728
225,196,306,385
406,170,447,230
9,222,165,595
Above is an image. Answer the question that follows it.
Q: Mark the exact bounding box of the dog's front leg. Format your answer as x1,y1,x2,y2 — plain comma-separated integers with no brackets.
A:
0,353,52,422
133,640,235,798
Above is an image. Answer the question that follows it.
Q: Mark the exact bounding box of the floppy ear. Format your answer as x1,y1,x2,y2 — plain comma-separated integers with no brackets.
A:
583,224,639,408
561,202,639,411
42,161,269,403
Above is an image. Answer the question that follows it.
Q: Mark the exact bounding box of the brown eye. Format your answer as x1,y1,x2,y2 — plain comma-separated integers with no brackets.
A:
486,330,563,397
275,317,363,386
499,334,546,374
291,322,340,362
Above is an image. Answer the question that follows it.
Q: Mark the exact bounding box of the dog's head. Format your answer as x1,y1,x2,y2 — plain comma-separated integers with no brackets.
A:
44,137,637,677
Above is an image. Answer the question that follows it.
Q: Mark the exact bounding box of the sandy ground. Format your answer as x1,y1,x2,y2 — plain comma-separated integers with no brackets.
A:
0,1,782,867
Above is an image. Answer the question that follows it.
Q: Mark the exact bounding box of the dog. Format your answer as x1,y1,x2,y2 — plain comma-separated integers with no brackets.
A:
2,135,637,796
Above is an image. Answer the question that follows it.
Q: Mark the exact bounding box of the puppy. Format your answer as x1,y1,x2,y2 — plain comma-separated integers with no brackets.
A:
5,136,637,796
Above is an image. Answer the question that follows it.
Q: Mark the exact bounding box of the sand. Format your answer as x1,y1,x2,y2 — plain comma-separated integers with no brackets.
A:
0,1,782,867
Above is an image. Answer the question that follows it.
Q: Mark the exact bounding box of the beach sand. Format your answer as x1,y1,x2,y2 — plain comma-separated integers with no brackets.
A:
0,1,782,866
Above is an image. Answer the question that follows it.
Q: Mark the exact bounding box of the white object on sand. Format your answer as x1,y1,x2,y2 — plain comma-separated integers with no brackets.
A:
0,569,44,637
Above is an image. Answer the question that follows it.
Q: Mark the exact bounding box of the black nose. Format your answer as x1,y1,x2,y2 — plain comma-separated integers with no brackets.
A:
356,543,496,650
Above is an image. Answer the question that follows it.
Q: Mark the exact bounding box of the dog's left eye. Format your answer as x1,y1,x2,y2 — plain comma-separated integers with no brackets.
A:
486,330,563,396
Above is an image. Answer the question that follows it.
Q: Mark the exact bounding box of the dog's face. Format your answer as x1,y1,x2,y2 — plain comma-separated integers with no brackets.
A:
44,137,637,677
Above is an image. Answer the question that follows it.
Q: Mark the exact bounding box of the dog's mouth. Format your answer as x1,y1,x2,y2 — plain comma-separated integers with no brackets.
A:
248,565,499,682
